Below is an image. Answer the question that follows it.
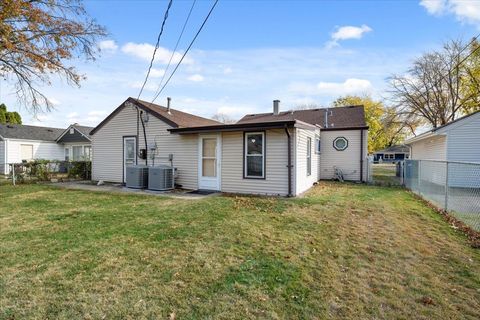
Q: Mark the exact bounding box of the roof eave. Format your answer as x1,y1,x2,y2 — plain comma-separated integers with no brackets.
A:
169,120,299,134
320,126,369,131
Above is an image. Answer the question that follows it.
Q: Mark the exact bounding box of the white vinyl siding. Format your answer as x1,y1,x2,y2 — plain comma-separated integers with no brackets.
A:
6,139,64,164
319,129,367,182
91,105,198,189
446,116,480,162
410,135,447,161
221,129,292,196
295,128,320,195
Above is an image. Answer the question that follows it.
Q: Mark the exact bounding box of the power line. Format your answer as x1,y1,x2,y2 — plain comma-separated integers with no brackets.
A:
152,0,219,103
151,0,197,102
136,0,173,100
416,34,480,102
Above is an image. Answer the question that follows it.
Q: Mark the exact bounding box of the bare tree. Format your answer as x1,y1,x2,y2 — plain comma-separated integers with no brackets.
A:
212,113,236,124
0,0,107,114
389,39,480,128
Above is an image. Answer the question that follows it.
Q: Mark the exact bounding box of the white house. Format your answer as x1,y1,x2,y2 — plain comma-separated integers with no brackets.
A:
0,123,94,174
405,110,480,163
90,98,368,196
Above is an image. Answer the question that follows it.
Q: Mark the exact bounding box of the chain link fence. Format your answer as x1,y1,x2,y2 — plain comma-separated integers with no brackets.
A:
404,160,480,231
7,160,91,184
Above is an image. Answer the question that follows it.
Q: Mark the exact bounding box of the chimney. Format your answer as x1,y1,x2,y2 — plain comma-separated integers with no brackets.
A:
273,100,280,115
167,97,172,114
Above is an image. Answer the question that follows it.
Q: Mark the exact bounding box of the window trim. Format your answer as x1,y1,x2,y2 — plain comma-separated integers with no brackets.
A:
243,131,266,179
307,137,312,176
333,137,349,151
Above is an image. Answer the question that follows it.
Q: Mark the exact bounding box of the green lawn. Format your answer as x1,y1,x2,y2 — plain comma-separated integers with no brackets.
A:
372,163,401,185
0,183,479,319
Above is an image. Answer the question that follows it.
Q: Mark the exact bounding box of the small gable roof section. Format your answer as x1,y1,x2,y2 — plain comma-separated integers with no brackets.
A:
237,105,367,129
57,124,94,143
90,97,221,135
0,124,64,141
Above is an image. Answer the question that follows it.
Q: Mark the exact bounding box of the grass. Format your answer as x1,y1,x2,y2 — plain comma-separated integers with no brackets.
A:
1,182,479,319
372,163,401,185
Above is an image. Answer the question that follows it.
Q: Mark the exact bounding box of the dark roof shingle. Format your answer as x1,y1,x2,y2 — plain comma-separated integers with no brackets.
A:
236,105,366,129
134,99,220,127
0,124,64,141
90,98,221,135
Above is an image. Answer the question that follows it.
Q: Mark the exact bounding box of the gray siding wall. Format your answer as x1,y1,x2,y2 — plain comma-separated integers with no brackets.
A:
92,105,198,188
0,140,5,174
446,116,480,162
57,128,90,143
295,127,321,195
319,129,367,181
410,135,447,161
221,129,292,196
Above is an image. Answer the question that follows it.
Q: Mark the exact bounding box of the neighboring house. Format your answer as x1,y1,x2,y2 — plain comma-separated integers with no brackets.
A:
405,110,480,163
90,97,368,196
0,123,94,174
373,145,410,163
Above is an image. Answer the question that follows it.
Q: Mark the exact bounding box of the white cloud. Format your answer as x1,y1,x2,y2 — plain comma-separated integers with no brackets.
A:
223,67,233,74
420,0,480,25
121,42,193,65
129,81,158,92
149,68,165,78
48,97,61,106
88,110,108,117
187,74,204,82
327,24,372,48
67,112,78,118
98,40,119,52
420,0,446,15
289,78,373,96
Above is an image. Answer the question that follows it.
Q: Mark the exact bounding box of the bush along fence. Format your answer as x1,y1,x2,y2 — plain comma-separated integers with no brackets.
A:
404,159,480,232
7,160,91,184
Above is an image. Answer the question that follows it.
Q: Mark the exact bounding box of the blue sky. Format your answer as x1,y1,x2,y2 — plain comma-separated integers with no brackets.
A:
2,0,480,128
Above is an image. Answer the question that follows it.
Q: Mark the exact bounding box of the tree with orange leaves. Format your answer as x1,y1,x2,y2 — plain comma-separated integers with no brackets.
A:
0,0,106,113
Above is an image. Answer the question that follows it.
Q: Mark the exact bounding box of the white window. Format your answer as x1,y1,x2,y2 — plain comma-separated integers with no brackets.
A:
307,137,312,176
20,144,33,161
244,132,265,178
202,138,217,177
384,153,394,160
84,146,92,160
64,148,70,161
315,136,321,154
69,128,74,134
72,146,83,161
333,137,348,151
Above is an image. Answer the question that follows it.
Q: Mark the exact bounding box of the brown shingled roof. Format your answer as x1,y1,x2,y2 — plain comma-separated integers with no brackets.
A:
236,105,366,129
90,97,221,135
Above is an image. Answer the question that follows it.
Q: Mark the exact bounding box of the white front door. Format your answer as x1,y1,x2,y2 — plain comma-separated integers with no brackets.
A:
123,137,137,183
198,135,221,190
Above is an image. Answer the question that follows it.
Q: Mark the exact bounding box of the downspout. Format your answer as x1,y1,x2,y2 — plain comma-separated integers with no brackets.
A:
360,129,364,182
284,125,293,197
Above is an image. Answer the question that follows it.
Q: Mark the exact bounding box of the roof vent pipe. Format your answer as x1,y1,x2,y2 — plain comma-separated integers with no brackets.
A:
167,97,172,114
273,100,280,115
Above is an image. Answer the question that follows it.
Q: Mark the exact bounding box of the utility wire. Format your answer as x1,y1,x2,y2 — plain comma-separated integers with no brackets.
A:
414,34,480,103
152,0,219,103
151,0,197,103
136,0,173,101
